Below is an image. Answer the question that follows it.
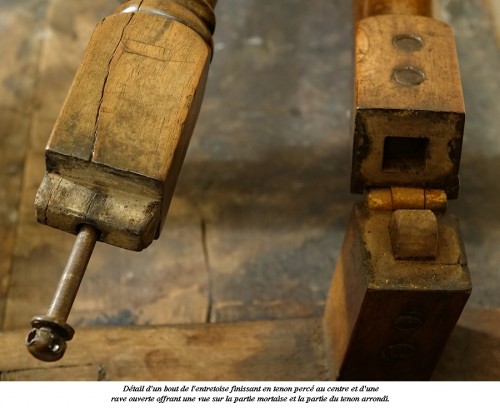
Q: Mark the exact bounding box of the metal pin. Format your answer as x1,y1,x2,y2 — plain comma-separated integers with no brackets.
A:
26,224,99,362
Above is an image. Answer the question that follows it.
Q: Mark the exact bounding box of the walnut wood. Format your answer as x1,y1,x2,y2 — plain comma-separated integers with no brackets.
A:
350,14,464,198
36,0,216,250
205,0,217,9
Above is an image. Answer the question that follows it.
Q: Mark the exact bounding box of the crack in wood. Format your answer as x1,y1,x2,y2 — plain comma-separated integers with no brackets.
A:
200,217,213,323
91,1,144,161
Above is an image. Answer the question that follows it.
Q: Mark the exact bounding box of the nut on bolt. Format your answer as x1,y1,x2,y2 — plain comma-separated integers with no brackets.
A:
26,224,98,362
26,316,75,362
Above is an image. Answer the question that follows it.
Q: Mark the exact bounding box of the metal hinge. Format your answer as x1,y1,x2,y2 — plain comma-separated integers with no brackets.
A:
366,187,447,212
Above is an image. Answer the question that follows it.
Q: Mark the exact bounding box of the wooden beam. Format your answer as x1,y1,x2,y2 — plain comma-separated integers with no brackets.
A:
0,318,328,381
1,309,499,381
0,0,49,328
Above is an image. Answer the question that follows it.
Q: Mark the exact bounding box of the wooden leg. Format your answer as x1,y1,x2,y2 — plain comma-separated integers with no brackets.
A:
323,202,471,380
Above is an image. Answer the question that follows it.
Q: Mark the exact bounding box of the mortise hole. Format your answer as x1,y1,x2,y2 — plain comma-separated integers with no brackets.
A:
383,136,429,172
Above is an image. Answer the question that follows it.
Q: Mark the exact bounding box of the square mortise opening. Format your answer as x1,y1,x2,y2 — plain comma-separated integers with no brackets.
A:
382,136,429,172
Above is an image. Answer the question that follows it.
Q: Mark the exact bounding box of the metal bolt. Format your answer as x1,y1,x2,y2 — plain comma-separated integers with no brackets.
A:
393,34,424,52
394,311,425,330
26,225,99,362
393,66,426,86
381,343,417,364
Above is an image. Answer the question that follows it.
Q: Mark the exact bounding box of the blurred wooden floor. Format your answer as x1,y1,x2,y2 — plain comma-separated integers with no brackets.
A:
0,0,499,380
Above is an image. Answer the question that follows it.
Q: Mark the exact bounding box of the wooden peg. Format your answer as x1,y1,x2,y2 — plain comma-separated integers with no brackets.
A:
389,209,438,259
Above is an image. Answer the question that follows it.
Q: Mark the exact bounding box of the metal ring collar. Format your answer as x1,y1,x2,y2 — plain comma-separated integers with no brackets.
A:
120,1,215,52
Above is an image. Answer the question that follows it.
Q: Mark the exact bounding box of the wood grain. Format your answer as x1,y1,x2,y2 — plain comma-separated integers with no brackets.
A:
1,0,500,376
0,318,328,381
0,309,499,380
38,1,214,250
0,0,49,327
354,0,433,22
351,14,464,198
3,0,210,331
324,203,471,380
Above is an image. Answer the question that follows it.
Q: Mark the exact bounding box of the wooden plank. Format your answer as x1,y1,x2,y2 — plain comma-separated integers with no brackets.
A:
0,309,498,381
39,1,214,250
437,0,500,311
0,0,49,327
433,308,500,380
0,111,32,327
194,0,353,323
324,203,471,380
0,318,328,381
